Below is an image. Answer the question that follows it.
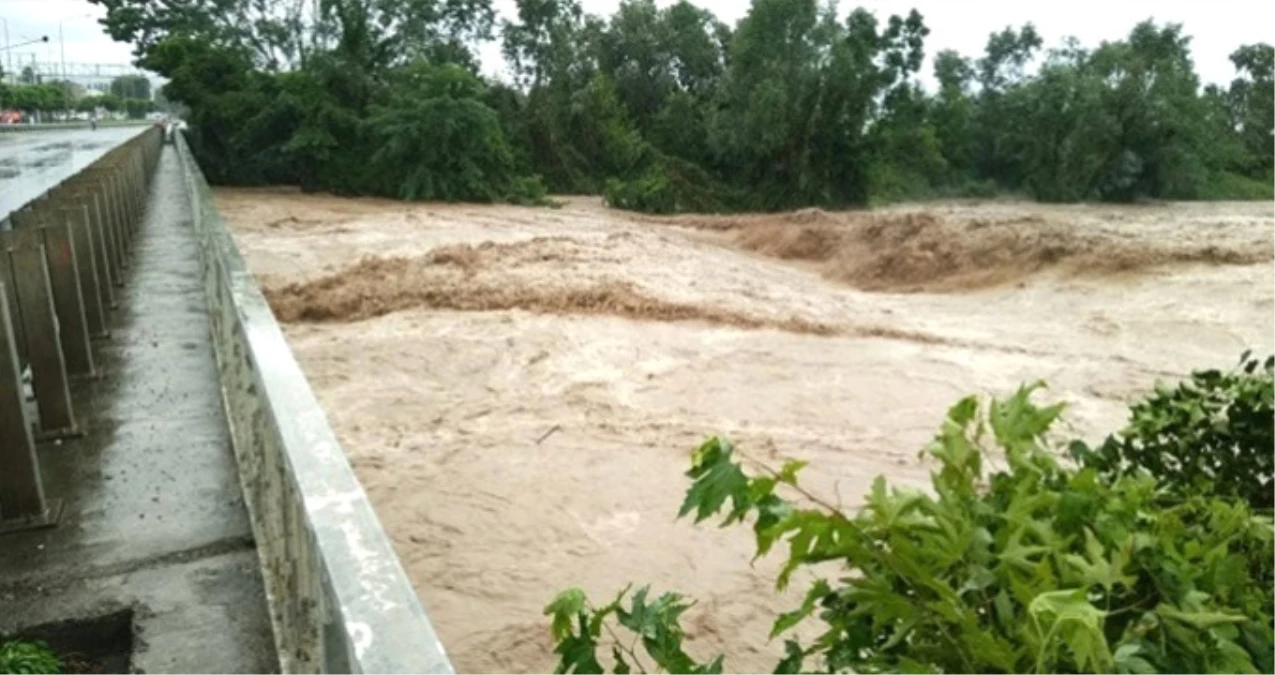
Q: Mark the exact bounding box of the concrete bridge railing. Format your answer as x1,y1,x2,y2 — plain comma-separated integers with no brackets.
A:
1,125,162,532
174,135,453,674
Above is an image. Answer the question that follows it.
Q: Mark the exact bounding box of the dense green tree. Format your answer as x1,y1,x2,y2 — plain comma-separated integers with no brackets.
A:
499,0,611,191
89,0,314,68
971,24,1043,188
592,0,726,132
98,94,125,112
1088,22,1209,200
977,23,1043,92
143,36,275,183
708,1,931,208
2,84,68,113
366,62,544,202
50,79,87,101
929,49,977,184
1224,43,1274,176
592,0,727,172
1003,46,1113,201
123,97,155,118
990,21,1248,202
109,74,152,100
91,0,495,71
89,0,1273,210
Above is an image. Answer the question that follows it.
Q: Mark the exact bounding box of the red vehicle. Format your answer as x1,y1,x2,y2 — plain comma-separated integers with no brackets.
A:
0,110,22,125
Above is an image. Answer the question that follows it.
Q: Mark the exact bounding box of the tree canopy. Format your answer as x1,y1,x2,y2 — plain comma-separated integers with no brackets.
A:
0,83,69,113
89,0,1274,209
109,74,153,100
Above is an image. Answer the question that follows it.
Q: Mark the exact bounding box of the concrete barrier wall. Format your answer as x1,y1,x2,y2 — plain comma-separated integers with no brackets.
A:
2,127,162,530
173,135,453,674
0,121,152,134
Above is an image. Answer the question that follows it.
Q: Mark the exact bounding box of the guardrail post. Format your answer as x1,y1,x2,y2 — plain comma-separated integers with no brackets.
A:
86,167,128,281
59,194,111,333
0,284,61,533
0,228,79,437
0,249,26,360
99,171,126,287
85,166,122,271
130,153,146,229
1,125,165,537
62,174,122,296
115,161,134,246
11,208,96,379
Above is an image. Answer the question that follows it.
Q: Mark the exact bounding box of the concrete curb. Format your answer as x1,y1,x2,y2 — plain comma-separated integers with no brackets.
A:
0,122,152,134
173,135,454,674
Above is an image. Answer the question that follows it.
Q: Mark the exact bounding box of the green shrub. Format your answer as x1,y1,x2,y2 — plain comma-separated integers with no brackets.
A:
507,175,551,206
367,63,534,203
548,384,1275,674
866,164,932,204
1072,353,1274,510
0,640,62,675
952,178,1001,199
605,169,676,214
604,158,732,215
1198,171,1275,201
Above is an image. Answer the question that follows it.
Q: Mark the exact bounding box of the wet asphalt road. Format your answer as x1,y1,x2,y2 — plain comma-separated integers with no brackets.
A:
0,126,148,223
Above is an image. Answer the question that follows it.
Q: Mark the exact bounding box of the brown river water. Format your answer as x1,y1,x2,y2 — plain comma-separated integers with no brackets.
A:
216,189,1273,673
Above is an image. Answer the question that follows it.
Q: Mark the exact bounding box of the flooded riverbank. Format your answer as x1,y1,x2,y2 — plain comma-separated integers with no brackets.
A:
218,189,1273,673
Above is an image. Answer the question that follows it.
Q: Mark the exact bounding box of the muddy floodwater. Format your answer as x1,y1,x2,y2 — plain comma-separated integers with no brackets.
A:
216,189,1274,674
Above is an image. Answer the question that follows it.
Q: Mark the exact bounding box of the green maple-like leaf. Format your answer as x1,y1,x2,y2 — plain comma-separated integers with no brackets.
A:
771,579,831,638
545,588,588,641
1028,589,1112,672
679,437,753,525
554,633,604,675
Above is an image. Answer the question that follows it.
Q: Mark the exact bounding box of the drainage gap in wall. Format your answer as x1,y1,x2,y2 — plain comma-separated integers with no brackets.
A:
1,608,135,674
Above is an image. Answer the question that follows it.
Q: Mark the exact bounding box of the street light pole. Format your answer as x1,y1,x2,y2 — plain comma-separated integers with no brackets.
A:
0,18,11,81
55,14,90,122
57,14,90,83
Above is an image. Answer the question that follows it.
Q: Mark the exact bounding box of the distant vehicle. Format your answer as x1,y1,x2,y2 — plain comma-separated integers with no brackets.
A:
0,110,21,124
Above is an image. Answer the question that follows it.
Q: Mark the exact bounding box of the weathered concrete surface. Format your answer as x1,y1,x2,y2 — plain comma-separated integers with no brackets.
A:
0,127,146,223
178,137,452,673
0,146,278,673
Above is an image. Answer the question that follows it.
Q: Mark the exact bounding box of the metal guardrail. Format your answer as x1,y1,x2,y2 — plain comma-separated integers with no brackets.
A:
0,126,163,533
173,134,453,674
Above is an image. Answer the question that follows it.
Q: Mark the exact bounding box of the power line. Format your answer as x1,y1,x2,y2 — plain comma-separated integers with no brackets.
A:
1,56,162,92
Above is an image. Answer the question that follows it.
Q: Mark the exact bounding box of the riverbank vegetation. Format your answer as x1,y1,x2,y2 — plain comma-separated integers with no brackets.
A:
90,0,1273,211
546,354,1274,673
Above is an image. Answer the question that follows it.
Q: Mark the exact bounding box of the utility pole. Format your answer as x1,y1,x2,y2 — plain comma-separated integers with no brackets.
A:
56,15,89,122
57,15,90,83
0,18,10,80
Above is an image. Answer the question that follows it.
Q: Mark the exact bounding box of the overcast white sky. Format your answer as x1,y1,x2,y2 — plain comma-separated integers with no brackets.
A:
2,0,1272,87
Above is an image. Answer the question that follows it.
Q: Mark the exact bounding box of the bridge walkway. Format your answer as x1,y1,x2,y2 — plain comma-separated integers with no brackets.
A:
0,144,277,673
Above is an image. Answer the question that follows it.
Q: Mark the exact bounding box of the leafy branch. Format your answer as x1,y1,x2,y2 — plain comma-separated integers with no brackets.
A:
548,365,1275,674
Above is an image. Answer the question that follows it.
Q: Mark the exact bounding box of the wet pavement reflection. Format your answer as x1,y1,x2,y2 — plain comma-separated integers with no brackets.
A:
0,126,148,224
